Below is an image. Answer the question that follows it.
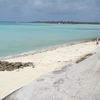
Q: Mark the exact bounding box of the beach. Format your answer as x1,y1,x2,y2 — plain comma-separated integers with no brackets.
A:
0,0,100,99
0,40,98,99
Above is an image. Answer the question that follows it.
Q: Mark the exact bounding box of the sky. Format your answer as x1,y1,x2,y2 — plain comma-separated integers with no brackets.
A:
0,0,100,22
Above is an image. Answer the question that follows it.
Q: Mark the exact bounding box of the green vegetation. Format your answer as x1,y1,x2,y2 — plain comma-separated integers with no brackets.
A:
30,21,100,25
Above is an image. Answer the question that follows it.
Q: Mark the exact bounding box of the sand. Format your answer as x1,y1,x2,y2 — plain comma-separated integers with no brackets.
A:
0,41,98,99
4,45,100,100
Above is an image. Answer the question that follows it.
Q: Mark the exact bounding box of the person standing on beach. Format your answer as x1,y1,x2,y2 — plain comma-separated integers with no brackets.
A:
96,38,99,45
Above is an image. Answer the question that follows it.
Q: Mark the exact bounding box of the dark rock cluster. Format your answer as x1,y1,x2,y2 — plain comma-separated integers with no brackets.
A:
0,61,34,71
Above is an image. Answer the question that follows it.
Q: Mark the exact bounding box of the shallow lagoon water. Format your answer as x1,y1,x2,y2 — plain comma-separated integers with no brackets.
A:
0,23,100,57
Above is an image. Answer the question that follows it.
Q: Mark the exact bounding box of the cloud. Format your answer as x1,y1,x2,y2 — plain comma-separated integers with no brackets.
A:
0,0,100,21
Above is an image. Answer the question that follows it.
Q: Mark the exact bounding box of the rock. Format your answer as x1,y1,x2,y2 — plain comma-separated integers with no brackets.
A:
0,61,34,71
14,62,22,68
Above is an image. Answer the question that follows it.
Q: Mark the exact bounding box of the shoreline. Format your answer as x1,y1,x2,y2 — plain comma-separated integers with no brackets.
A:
4,45,100,100
0,39,98,99
0,38,97,60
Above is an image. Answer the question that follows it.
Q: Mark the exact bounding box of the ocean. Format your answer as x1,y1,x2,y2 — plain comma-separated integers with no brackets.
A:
0,22,100,57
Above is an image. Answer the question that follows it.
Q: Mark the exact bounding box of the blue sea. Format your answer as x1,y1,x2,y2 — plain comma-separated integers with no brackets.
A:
0,22,100,57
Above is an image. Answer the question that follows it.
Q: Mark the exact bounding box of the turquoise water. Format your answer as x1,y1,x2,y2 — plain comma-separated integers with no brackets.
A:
0,22,100,57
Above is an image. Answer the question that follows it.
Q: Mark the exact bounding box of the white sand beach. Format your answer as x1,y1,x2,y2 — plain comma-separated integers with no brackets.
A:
0,41,98,99
4,44,100,100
